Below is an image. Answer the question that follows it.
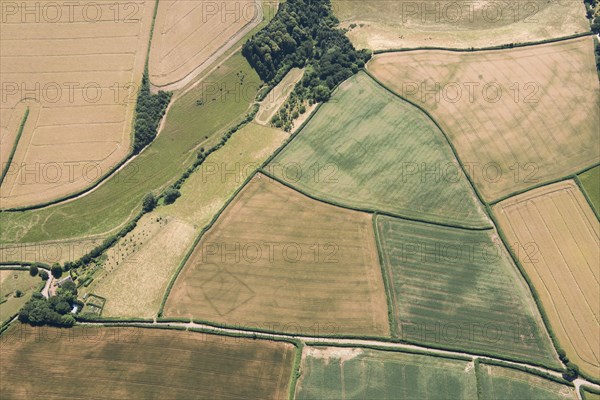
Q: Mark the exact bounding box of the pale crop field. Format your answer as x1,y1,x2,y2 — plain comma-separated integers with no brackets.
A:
296,346,478,399
376,215,560,368
149,0,261,88
0,0,154,208
369,37,600,201
84,215,196,318
478,363,578,400
494,180,600,379
269,72,490,229
164,174,390,337
332,0,589,50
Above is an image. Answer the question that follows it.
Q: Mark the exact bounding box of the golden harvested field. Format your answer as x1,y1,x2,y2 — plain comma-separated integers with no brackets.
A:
149,0,261,88
164,174,390,336
256,67,304,125
369,37,600,201
494,180,600,378
333,0,589,50
0,324,295,399
0,0,154,208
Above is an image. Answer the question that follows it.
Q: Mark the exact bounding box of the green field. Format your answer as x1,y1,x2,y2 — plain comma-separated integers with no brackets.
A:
582,388,600,400
269,72,490,229
376,215,560,368
0,324,295,399
579,166,600,214
296,346,477,399
0,55,261,245
478,364,577,400
0,270,41,324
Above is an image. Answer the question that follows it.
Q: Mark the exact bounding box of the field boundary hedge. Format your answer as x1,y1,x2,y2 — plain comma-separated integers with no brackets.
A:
478,358,574,386
371,213,397,337
574,174,600,221
1,0,165,213
0,107,29,187
288,342,304,400
490,162,600,206
260,168,493,231
365,68,566,373
581,385,600,399
372,32,594,55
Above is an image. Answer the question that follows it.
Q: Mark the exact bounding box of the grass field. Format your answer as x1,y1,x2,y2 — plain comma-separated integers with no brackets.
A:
0,324,295,399
478,363,578,400
494,180,600,378
332,0,589,50
80,122,286,317
376,215,560,367
0,53,262,245
82,215,196,318
579,166,600,214
0,237,101,265
368,36,600,201
149,0,260,88
0,271,41,324
0,0,154,208
164,174,390,336
296,346,477,399
256,67,305,125
269,72,490,229
582,389,600,400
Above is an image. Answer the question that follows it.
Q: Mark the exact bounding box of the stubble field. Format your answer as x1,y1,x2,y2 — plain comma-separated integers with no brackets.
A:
149,0,261,88
494,180,600,378
0,0,154,208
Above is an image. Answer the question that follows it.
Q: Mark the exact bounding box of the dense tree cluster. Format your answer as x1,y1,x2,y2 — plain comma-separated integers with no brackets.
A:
584,0,600,34
18,281,79,327
242,0,370,110
133,73,172,154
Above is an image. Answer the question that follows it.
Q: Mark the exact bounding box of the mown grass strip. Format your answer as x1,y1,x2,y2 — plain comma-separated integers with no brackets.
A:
288,342,304,400
371,213,397,338
0,108,29,187
372,32,595,54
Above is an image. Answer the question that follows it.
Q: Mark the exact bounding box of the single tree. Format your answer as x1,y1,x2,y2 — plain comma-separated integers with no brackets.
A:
50,263,62,279
142,193,157,212
29,264,39,276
